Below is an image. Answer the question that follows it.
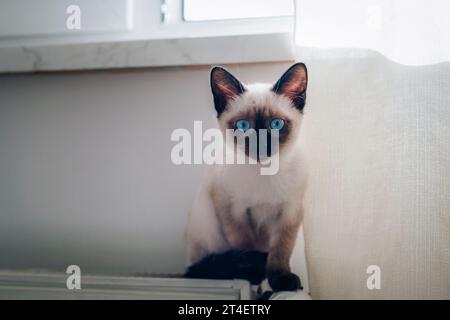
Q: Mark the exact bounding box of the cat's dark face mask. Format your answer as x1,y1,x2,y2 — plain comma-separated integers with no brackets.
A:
210,63,308,163
228,109,292,162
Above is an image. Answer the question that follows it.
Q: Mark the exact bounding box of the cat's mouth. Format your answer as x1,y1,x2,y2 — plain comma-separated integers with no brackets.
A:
245,146,274,162
242,134,279,162
229,129,281,164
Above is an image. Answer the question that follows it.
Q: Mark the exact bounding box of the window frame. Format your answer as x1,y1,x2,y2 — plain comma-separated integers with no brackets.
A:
181,0,294,22
0,0,295,73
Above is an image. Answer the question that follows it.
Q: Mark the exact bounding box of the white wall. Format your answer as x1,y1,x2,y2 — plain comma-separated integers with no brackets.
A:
0,63,304,277
299,48,450,299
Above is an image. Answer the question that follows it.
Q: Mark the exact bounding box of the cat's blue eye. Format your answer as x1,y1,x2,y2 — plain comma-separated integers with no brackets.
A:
235,119,250,132
270,118,285,130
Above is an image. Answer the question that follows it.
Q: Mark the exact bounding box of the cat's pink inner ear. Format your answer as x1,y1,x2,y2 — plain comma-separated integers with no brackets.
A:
211,67,245,116
212,68,243,99
273,63,308,111
281,66,307,97
216,78,239,99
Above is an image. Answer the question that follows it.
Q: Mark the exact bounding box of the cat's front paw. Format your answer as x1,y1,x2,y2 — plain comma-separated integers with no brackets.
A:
267,270,302,292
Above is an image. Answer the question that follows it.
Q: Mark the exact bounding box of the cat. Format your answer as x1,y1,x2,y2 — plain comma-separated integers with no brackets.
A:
185,63,308,291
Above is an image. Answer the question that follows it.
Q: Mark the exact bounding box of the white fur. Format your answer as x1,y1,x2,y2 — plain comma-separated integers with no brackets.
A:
186,83,307,265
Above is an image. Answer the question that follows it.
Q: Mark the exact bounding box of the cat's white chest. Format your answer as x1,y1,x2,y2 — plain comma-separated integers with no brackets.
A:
215,152,307,222
222,165,290,208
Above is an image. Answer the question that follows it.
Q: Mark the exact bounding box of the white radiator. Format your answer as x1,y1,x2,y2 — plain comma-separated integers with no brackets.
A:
0,271,252,300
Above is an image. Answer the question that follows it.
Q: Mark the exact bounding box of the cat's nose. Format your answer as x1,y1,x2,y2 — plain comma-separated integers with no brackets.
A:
256,131,272,159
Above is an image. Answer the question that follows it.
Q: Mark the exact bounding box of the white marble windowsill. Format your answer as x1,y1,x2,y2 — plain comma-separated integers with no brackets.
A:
0,1,295,73
0,32,295,74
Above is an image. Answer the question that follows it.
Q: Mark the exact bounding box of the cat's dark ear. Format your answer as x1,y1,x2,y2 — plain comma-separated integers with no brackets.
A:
210,66,246,117
272,63,308,111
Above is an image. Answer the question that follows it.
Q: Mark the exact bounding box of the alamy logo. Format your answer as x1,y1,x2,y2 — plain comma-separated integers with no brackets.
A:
66,5,81,30
66,265,81,290
366,265,381,290
170,121,280,175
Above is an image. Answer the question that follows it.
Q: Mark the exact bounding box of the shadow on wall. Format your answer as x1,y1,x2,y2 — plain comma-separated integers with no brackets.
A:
0,63,294,276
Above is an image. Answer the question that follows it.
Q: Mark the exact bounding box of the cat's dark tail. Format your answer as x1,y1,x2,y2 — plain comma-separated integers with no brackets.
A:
184,250,268,285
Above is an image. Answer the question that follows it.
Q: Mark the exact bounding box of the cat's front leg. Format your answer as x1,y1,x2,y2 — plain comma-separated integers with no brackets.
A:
266,219,302,291
186,181,230,265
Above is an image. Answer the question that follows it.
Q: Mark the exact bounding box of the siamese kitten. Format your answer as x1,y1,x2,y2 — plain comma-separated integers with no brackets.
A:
186,63,308,291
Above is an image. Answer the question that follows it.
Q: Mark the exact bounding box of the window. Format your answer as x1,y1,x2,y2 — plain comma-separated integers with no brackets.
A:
183,0,294,21
0,0,295,73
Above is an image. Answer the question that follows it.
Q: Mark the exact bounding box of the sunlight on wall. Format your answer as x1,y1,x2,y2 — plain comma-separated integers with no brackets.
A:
295,0,450,66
